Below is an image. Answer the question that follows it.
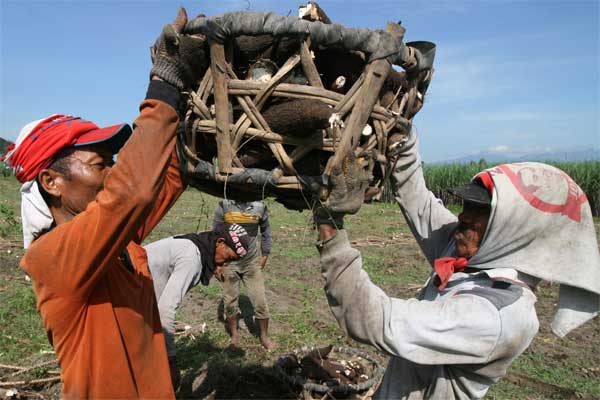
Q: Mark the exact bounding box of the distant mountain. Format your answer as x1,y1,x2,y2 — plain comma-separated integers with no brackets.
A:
515,148,600,162
0,137,13,156
439,148,600,164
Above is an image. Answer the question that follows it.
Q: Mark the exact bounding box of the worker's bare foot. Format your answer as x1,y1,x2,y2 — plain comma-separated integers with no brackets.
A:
260,337,278,351
226,315,239,348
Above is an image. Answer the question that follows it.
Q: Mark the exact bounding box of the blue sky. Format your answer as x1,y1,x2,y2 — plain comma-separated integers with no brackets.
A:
1,0,598,162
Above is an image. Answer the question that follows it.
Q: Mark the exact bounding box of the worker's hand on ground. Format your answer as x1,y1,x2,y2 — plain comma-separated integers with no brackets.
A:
150,7,208,90
259,255,268,269
313,152,369,229
213,265,225,282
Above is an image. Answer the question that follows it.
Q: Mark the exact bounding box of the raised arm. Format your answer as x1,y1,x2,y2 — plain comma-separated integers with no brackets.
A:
390,132,458,264
312,148,499,364
23,10,208,296
25,82,182,296
134,144,186,243
317,228,501,365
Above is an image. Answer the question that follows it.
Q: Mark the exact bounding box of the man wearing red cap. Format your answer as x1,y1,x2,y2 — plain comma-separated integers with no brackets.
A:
3,8,207,399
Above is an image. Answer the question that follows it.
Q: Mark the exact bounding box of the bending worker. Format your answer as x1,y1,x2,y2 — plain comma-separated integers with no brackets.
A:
3,9,207,398
213,199,278,350
144,223,250,388
313,133,599,399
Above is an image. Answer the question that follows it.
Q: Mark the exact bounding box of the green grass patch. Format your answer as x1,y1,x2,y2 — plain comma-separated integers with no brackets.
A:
511,352,600,397
0,275,51,362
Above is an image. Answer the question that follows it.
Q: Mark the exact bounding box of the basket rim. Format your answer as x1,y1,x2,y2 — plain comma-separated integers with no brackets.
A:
274,345,386,394
183,11,432,70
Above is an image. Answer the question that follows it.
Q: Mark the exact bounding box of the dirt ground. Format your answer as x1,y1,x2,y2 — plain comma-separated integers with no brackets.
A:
1,190,599,399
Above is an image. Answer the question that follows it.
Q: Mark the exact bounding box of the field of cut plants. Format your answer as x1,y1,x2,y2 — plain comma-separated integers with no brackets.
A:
1,173,599,399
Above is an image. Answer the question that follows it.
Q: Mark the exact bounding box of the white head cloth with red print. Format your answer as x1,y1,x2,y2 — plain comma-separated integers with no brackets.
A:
466,162,599,337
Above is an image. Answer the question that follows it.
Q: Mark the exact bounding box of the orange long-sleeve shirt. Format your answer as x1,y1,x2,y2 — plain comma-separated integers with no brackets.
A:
21,83,184,399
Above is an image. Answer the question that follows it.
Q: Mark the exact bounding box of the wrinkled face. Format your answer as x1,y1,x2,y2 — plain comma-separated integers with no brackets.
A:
454,202,490,259
214,238,241,266
39,144,114,218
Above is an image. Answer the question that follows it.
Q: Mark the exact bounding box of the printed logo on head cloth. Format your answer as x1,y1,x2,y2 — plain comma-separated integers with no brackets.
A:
486,163,588,223
228,223,248,257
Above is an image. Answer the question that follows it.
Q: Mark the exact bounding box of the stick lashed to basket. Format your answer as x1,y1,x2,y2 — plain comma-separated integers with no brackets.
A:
179,2,436,210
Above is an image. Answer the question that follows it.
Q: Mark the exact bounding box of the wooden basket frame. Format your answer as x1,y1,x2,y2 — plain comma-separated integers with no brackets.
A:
180,18,434,206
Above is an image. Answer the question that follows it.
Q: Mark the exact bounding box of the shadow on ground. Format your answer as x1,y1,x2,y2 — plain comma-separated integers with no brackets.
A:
176,332,297,399
217,294,262,338
177,295,297,398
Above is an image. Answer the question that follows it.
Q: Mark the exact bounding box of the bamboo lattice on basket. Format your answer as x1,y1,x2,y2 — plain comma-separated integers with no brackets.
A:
179,3,435,210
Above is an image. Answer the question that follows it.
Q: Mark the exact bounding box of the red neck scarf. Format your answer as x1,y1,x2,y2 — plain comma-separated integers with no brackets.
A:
433,257,468,290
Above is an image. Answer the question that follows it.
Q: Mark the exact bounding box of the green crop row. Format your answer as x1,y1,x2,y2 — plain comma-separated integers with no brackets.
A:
421,160,600,216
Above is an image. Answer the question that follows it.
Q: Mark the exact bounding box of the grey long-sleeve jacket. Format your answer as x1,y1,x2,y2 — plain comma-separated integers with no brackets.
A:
145,237,203,357
318,133,539,399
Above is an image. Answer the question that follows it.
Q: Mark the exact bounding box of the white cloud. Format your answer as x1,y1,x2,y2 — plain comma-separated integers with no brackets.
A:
422,40,594,108
425,48,519,105
487,145,511,153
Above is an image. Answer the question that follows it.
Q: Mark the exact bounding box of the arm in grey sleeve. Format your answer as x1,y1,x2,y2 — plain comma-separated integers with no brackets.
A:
213,200,225,230
154,239,203,357
318,230,501,365
259,204,272,255
390,132,458,264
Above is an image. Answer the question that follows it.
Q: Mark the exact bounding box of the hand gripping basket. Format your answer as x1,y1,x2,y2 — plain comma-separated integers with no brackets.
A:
179,3,435,209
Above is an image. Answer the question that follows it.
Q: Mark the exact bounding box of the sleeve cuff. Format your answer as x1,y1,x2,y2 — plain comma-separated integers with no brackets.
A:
145,80,182,114
316,229,351,254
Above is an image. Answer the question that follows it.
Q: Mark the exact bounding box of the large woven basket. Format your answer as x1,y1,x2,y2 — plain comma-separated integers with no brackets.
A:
179,3,435,209
275,345,385,395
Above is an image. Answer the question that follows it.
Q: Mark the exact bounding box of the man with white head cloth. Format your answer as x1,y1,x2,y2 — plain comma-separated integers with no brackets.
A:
312,132,599,399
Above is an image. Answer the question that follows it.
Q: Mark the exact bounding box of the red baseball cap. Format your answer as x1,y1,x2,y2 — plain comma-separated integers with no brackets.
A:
3,114,132,183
